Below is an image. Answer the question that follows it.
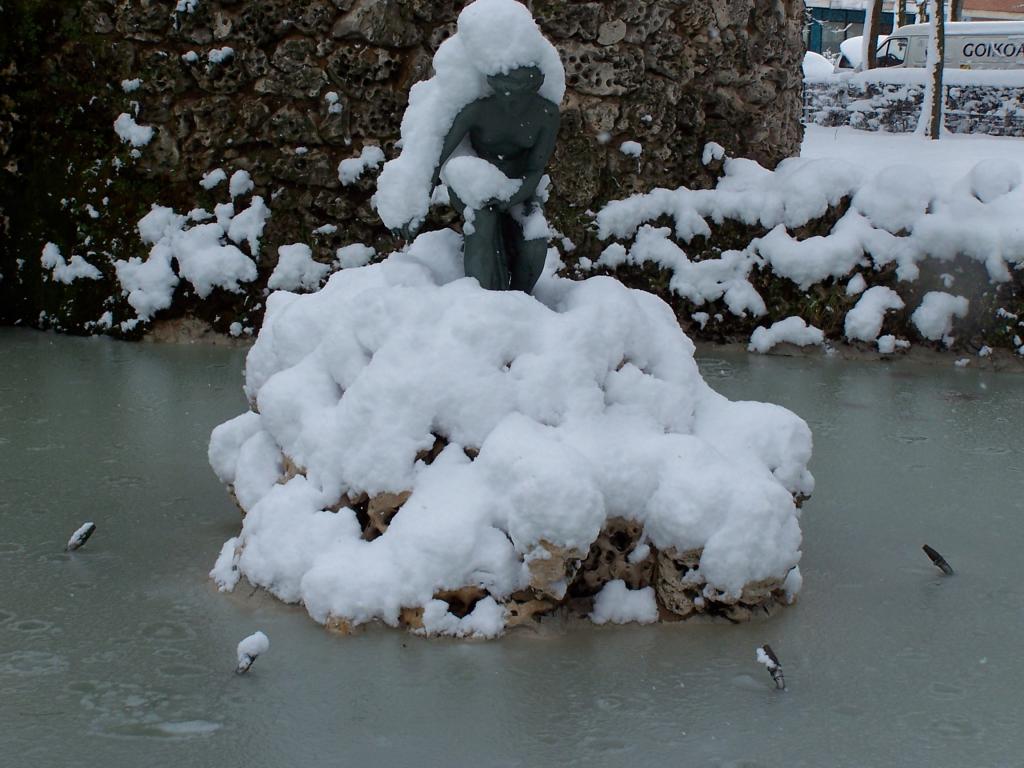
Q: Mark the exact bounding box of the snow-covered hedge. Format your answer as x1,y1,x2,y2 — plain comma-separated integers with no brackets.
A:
584,140,1024,357
209,233,813,638
804,70,1024,136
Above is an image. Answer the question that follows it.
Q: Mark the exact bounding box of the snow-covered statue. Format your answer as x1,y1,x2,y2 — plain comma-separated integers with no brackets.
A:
373,0,564,294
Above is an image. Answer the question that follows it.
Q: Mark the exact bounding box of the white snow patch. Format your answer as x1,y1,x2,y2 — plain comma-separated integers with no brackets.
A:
619,141,642,158
756,646,778,671
802,51,834,80
268,243,329,292
335,243,376,269
40,242,102,284
120,78,142,93
968,159,1021,204
211,537,241,591
596,226,766,318
113,114,154,147
590,580,658,625
440,156,521,211
236,631,269,663
324,91,343,114
911,291,969,343
338,146,386,186
418,597,506,638
200,168,227,190
627,543,650,564
876,334,910,354
593,127,1024,331
208,47,234,65
702,141,725,166
115,200,259,321
748,317,825,354
844,286,904,343
227,196,270,256
229,170,254,198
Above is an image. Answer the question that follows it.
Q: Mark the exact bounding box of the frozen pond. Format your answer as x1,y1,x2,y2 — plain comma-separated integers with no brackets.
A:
1,327,1022,767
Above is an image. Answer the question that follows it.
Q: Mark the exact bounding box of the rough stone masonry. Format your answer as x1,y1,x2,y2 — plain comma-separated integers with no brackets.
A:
0,0,805,336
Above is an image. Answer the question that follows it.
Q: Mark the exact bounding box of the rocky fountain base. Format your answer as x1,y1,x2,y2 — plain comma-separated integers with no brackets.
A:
209,231,812,638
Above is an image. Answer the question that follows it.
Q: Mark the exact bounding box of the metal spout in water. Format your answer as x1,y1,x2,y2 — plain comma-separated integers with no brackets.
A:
757,644,786,690
65,522,96,552
922,544,954,576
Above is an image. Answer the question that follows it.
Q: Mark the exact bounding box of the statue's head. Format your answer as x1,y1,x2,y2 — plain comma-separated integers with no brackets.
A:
486,65,544,98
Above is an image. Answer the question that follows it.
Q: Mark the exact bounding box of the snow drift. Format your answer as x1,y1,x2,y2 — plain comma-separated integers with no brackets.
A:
209,232,813,638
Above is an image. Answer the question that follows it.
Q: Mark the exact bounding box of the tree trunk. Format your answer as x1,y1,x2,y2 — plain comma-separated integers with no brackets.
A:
918,0,946,139
950,0,965,21
862,0,884,70
896,0,907,28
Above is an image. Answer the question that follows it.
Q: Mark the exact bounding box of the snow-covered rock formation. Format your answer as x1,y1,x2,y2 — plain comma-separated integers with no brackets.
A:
209,234,813,638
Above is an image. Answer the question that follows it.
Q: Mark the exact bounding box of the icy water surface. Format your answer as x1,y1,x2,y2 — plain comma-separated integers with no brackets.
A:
1,328,1022,768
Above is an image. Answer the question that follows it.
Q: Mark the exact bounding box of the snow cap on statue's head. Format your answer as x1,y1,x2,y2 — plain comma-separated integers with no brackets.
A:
455,0,566,105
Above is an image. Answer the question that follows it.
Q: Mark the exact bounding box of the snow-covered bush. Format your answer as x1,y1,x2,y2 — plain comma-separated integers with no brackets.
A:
209,232,814,638
588,138,1024,355
803,71,1024,136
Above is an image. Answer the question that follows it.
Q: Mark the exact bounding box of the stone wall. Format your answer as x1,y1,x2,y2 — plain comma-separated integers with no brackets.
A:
0,0,806,336
804,77,1024,135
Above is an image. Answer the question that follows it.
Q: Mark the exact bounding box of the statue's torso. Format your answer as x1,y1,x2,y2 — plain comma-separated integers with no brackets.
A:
467,95,557,177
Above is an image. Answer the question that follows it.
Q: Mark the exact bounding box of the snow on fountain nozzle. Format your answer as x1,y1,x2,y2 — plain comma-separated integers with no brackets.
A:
235,631,270,674
65,522,96,552
757,644,786,690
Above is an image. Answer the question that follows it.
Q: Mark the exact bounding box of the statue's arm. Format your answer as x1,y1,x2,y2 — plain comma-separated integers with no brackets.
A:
431,103,477,187
505,106,560,207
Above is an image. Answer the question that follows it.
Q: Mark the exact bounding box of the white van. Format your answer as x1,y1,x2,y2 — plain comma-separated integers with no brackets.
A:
876,21,1024,70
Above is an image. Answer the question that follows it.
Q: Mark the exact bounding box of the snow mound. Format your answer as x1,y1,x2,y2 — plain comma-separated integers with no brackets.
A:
968,159,1021,204
373,0,564,231
845,286,905,342
590,581,658,625
209,234,813,637
802,51,834,80
748,317,825,354
911,291,969,343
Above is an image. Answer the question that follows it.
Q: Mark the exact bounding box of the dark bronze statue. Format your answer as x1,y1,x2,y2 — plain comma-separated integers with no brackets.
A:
430,66,560,293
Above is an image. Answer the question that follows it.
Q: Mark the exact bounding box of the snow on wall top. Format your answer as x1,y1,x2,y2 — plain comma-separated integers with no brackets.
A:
373,0,565,232
591,139,1024,318
209,235,813,636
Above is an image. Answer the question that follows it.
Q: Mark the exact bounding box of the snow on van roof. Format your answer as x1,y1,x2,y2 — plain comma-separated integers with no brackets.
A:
893,21,1024,36
839,35,888,69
